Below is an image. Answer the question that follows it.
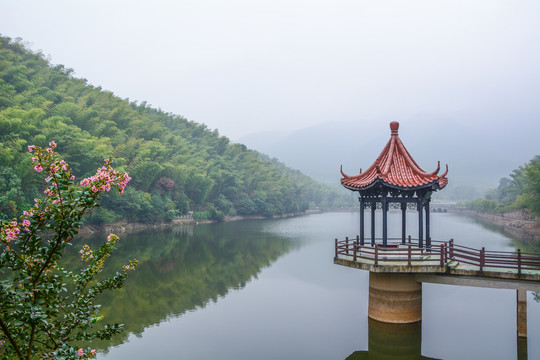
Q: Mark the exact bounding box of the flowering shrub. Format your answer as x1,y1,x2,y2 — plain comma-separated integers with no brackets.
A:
0,142,137,359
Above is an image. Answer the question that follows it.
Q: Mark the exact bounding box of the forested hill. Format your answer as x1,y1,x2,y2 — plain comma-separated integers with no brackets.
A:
0,36,352,223
463,155,540,217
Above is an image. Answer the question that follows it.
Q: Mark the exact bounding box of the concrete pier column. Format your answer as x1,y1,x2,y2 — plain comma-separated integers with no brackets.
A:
517,289,527,360
517,289,527,338
368,272,422,323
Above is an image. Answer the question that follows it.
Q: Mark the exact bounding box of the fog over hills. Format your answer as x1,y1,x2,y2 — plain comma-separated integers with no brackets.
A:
238,114,538,200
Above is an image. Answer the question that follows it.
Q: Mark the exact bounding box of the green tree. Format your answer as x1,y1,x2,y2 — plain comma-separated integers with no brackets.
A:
0,142,136,359
0,166,27,220
0,35,354,224
523,156,540,215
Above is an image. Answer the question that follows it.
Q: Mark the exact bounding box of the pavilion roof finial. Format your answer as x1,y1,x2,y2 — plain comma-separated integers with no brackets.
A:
390,121,399,136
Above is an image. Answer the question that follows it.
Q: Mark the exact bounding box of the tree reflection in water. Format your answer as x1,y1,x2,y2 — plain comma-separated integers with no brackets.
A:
64,221,294,352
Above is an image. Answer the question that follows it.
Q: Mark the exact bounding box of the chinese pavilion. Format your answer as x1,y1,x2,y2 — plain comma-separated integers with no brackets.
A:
340,121,448,248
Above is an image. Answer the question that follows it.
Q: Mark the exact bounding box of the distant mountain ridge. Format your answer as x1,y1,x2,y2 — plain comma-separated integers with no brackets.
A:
238,115,538,199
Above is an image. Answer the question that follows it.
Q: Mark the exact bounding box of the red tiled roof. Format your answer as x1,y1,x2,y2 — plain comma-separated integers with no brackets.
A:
340,122,448,191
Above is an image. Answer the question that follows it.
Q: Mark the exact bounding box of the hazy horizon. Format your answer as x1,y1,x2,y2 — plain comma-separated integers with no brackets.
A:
2,1,539,197
2,1,540,141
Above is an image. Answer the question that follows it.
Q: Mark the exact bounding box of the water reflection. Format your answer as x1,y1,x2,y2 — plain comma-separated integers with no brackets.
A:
64,213,540,359
346,319,439,360
450,213,540,304
69,222,294,352
450,212,540,252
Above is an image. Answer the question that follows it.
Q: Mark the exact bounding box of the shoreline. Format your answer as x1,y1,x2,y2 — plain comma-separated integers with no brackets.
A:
453,209,540,244
76,209,323,237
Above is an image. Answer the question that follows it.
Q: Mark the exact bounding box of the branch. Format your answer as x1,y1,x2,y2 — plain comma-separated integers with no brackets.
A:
0,315,24,359
26,324,36,360
39,320,59,352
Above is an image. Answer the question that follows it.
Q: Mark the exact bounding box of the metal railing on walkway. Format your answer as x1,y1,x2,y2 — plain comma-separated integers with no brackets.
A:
334,236,540,274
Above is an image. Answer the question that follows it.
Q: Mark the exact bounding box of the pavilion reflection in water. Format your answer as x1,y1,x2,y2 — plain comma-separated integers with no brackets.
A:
345,318,439,360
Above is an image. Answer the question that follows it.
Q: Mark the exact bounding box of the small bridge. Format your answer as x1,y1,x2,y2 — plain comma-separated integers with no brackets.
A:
430,201,456,213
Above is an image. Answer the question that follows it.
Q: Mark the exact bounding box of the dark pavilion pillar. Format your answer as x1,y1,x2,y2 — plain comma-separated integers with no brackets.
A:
371,201,376,246
359,197,365,246
382,197,388,247
401,202,407,244
418,198,424,248
425,199,431,248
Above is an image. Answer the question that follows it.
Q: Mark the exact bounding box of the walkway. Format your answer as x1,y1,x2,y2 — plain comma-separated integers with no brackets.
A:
334,237,540,284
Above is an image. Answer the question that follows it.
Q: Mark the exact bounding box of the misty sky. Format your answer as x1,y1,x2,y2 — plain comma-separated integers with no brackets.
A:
2,0,540,140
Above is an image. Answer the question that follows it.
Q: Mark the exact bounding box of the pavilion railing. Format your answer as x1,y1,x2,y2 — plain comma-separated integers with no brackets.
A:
334,236,540,273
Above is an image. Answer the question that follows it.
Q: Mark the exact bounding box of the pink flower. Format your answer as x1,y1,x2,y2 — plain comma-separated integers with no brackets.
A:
79,160,130,196
34,165,43,172
48,164,60,174
77,348,84,356
22,219,31,231
28,145,35,152
5,231,16,242
3,222,20,242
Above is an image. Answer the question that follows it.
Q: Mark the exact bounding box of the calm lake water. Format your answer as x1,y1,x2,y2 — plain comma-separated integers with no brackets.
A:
84,212,540,360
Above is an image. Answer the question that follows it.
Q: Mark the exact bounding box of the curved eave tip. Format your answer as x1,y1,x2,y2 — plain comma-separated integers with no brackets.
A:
430,161,441,176
440,164,449,177
340,165,351,179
